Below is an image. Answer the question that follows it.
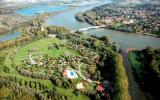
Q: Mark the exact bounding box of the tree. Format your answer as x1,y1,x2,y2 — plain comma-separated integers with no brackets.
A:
93,71,101,81
144,46,154,56
3,66,10,73
55,78,62,87
99,35,110,45
73,89,80,96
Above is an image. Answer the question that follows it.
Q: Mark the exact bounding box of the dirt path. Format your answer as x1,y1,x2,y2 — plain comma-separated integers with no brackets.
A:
120,49,147,100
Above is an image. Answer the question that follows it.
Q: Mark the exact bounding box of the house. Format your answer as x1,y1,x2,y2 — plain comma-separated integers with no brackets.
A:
41,26,45,32
96,84,105,92
63,69,78,79
76,83,84,90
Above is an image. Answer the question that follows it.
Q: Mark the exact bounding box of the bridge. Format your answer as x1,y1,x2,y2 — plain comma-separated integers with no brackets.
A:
71,25,106,33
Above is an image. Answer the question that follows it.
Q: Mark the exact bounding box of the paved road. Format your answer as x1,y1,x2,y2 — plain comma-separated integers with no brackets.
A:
120,49,147,100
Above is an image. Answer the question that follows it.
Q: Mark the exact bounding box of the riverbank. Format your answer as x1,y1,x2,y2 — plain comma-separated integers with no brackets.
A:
75,2,160,38
0,2,75,36
0,3,38,35
129,48,160,100
137,32,160,38
120,49,147,100
0,7,75,42
75,14,160,38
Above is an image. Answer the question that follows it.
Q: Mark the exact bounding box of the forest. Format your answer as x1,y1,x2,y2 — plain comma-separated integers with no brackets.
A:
129,47,160,100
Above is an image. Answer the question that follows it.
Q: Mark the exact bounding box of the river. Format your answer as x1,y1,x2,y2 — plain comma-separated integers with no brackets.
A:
16,5,69,16
1,1,160,49
0,32,21,42
45,2,160,100
45,5,160,50
1,1,160,100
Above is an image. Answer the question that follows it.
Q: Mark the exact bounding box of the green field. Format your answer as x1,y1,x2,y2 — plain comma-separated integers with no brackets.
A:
0,49,54,90
1,37,81,90
0,26,130,100
13,38,79,65
129,50,143,78
0,37,90,99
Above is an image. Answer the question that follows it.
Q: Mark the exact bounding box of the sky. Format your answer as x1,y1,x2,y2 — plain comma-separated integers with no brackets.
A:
1,0,79,3
1,0,54,3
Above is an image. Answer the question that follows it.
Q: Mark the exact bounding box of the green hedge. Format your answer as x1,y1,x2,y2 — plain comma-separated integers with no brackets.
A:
113,53,131,100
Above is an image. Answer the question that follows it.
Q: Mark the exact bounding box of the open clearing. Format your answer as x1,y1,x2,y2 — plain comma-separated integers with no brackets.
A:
13,38,79,65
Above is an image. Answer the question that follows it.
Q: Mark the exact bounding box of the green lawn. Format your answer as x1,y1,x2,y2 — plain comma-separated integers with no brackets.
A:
129,50,142,77
1,37,80,90
0,36,99,99
3,48,19,74
1,72,53,89
47,47,78,57
56,87,90,100
13,38,79,65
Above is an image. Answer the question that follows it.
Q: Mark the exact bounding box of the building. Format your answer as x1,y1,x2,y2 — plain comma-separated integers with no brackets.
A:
76,83,84,90
96,84,105,92
63,69,78,79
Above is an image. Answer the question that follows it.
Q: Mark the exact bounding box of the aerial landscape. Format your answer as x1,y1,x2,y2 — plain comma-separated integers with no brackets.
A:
0,0,160,100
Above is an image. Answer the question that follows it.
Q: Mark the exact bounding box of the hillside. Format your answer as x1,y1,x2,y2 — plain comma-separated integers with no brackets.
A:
0,23,130,100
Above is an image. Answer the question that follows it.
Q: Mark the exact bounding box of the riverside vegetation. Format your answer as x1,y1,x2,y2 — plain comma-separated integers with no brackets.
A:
75,3,160,36
0,19,130,100
129,47,160,100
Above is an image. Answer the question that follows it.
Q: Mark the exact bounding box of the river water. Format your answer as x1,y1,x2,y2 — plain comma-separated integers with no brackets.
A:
1,1,159,100
45,3,159,100
16,5,69,16
0,32,21,42
45,4,160,50
1,0,159,49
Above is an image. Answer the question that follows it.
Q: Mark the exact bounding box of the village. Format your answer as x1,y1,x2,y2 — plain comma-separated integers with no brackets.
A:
76,3,160,35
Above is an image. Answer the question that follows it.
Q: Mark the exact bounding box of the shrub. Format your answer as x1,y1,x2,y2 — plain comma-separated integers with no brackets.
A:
113,53,131,100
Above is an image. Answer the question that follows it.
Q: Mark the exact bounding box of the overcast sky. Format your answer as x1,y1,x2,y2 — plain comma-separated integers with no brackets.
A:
2,0,95,2
1,0,62,3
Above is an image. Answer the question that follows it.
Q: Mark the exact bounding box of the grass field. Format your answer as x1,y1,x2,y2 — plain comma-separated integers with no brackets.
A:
0,72,53,89
56,87,90,100
129,50,143,78
2,48,19,74
114,53,131,100
1,37,81,91
0,34,117,100
1,47,53,89
13,38,79,65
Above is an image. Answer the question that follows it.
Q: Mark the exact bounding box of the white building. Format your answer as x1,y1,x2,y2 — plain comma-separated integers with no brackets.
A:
76,83,84,90
66,70,78,79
